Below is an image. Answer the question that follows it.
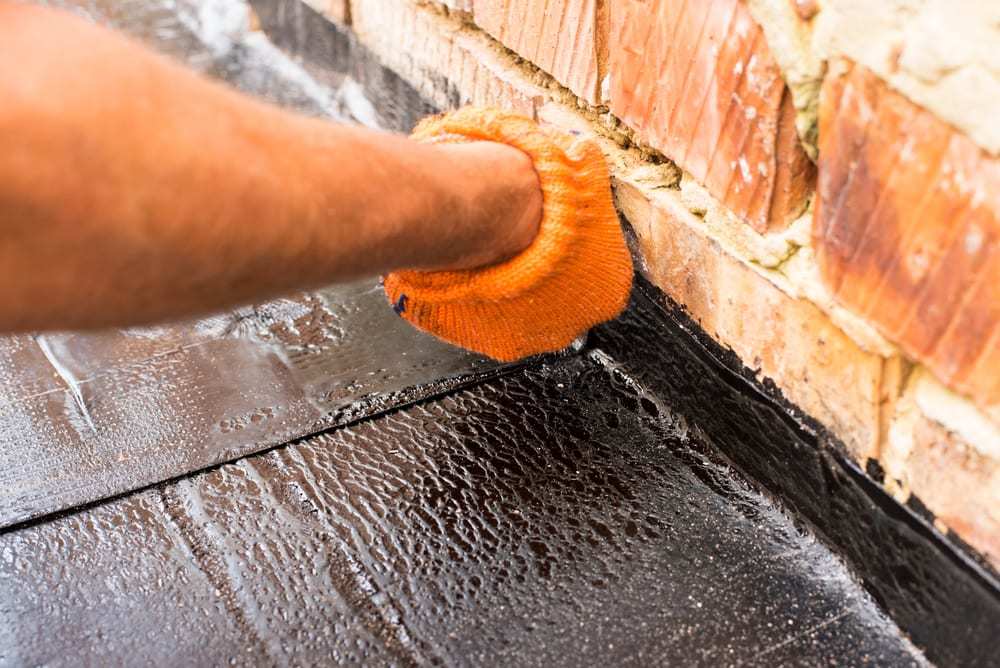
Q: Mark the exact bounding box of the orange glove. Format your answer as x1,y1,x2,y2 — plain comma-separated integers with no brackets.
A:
384,107,633,362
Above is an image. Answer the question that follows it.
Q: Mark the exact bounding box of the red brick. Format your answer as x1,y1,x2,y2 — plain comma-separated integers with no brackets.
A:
815,61,1000,421
472,0,607,104
609,0,814,233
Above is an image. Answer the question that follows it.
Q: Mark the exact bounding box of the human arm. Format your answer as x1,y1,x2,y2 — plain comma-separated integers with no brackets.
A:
0,3,541,331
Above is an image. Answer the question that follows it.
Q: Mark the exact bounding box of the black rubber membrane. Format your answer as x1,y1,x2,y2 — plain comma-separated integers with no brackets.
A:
0,2,995,666
0,327,926,666
595,281,1000,667
0,281,504,529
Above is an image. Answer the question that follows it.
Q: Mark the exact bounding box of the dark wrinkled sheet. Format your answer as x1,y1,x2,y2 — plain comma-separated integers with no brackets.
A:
0,353,925,666
0,283,500,527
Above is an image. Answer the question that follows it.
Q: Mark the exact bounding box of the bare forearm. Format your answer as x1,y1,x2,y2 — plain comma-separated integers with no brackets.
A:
0,5,540,331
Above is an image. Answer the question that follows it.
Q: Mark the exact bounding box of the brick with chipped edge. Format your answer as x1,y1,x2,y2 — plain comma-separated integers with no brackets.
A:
609,0,814,233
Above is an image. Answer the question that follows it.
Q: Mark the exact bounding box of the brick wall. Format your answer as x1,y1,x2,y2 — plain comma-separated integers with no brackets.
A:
291,0,1000,568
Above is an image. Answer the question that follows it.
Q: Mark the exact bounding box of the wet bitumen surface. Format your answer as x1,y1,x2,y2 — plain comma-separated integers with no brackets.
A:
0,1,982,665
1,348,926,666
0,283,501,528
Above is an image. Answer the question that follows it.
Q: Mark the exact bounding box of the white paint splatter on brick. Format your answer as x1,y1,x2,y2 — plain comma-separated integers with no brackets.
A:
964,226,984,254
738,156,753,183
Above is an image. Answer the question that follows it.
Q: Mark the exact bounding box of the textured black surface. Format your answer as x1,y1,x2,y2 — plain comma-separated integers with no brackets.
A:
591,280,1000,667
0,280,504,530
0,354,925,667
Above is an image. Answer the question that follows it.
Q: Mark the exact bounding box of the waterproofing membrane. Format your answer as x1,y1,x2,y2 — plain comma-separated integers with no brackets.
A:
0,349,927,666
0,283,499,528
